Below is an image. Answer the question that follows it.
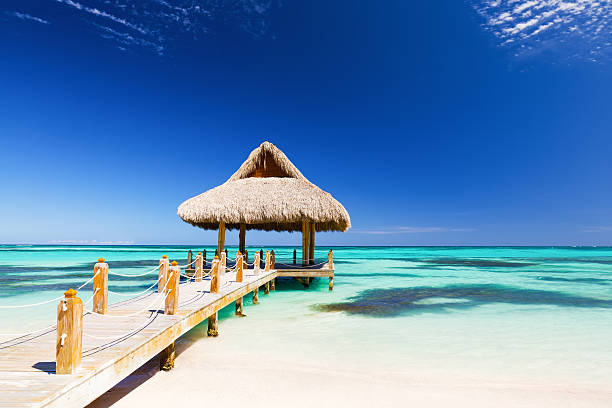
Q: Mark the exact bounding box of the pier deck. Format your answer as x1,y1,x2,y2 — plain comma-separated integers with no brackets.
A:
0,268,282,407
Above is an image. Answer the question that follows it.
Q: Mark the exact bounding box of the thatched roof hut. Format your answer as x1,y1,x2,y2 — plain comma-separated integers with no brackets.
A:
177,142,350,263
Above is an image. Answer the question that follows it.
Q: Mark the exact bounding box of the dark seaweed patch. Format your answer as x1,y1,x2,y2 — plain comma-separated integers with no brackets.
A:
535,276,610,285
314,284,612,317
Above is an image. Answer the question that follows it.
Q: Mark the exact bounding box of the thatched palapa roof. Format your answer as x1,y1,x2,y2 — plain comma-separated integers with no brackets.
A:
177,142,350,232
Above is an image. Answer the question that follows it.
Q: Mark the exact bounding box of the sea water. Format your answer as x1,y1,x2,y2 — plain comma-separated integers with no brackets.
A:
1,246,611,391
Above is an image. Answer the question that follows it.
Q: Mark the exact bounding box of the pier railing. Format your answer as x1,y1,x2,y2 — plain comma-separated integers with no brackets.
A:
0,248,334,379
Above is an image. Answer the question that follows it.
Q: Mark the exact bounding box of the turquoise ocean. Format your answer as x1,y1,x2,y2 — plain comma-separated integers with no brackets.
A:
1,245,611,391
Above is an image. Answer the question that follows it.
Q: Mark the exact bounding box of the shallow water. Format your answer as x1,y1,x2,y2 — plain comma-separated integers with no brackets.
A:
1,245,611,390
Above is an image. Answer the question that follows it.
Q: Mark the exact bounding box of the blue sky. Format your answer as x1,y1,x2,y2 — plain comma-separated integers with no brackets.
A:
0,1,611,246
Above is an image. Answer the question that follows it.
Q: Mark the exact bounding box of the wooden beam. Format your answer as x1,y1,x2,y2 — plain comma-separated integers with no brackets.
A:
302,221,309,266
309,223,315,265
218,221,226,255
239,223,246,253
56,289,83,375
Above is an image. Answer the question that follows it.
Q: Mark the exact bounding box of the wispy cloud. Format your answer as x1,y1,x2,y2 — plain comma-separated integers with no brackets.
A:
583,226,612,233
54,0,148,35
471,0,612,62
351,226,475,235
6,11,50,25
48,239,136,244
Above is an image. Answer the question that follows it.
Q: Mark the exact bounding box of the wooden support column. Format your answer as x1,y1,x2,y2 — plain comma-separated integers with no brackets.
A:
302,221,309,266
158,255,169,293
56,289,83,375
309,223,316,265
93,258,108,314
328,249,334,291
207,313,218,337
252,286,259,304
195,252,203,282
160,342,175,371
217,221,225,255
239,223,246,253
165,261,180,315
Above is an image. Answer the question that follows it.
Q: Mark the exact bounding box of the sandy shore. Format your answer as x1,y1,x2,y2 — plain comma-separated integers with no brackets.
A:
87,320,612,408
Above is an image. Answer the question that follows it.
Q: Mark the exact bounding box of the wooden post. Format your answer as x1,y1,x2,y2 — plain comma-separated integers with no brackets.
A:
293,249,296,265
252,286,259,304
236,251,243,283
93,258,108,314
302,221,309,266
225,248,228,258
215,249,218,257
207,312,218,337
203,249,207,265
158,255,169,293
187,250,193,270
259,249,263,267
328,249,334,291
165,261,180,315
270,250,276,291
160,342,175,371
235,251,245,316
56,288,83,375
309,223,316,265
239,223,246,253
210,256,219,293
264,251,271,295
195,252,203,282
218,221,225,255
253,252,260,275
244,250,249,265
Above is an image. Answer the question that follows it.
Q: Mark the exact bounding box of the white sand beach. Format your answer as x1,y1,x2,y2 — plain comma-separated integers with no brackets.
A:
88,314,612,408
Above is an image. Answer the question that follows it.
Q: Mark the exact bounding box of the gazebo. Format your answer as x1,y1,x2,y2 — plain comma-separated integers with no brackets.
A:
177,141,350,265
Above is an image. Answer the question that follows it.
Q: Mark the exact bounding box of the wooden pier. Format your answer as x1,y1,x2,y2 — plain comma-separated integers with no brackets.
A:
0,251,334,407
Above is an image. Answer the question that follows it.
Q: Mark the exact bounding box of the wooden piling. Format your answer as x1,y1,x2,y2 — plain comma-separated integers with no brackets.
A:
235,296,244,316
160,342,175,371
210,256,219,293
158,255,169,293
203,249,207,265
165,261,180,315
56,289,83,375
302,221,309,266
207,312,219,337
260,249,263,267
309,223,315,265
93,258,108,314
293,249,296,264
252,286,259,304
328,249,334,291
195,252,203,282
187,250,193,270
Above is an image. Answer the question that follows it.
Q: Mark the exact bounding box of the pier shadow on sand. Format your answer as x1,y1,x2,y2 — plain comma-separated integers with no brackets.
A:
313,284,612,317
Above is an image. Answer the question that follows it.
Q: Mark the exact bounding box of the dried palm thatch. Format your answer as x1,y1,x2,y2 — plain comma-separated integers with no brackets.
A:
177,142,350,232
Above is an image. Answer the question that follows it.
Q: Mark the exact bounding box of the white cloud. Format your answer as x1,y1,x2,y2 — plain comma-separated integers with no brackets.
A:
6,11,50,24
583,226,612,232
54,0,148,34
472,0,612,62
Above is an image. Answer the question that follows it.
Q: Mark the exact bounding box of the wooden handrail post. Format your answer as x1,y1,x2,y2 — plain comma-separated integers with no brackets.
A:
210,256,220,293
195,252,203,282
165,261,180,315
93,258,108,314
56,288,83,375
293,249,296,265
235,251,245,316
265,250,270,272
254,252,260,275
203,249,207,265
158,255,169,293
244,250,249,265
259,249,263,268
187,250,193,270
328,249,334,291
236,251,243,283
270,250,276,291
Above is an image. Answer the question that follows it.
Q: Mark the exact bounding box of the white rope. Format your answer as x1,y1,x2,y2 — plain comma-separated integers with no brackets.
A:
83,290,169,341
178,259,197,268
86,272,173,318
0,272,98,309
108,265,159,277
108,276,161,297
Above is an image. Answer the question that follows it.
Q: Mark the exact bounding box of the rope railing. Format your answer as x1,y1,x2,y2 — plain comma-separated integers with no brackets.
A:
108,276,162,297
107,265,159,277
